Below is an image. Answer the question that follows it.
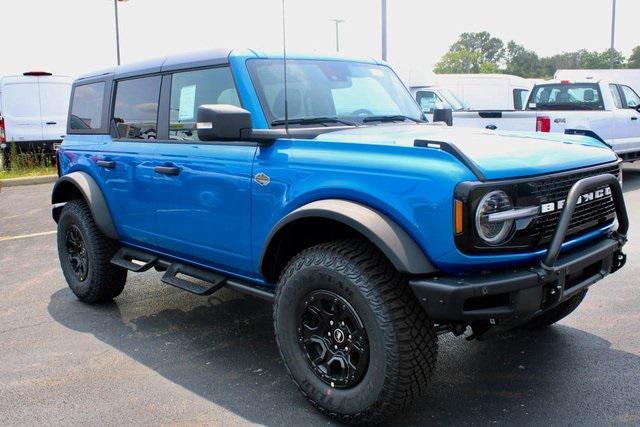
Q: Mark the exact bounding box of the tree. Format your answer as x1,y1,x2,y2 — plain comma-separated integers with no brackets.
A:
629,46,640,68
435,32,504,74
434,49,480,74
504,41,543,78
434,32,631,77
581,49,625,69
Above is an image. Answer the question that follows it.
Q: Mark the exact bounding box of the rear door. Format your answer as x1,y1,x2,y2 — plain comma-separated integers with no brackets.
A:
2,78,43,142
39,77,71,141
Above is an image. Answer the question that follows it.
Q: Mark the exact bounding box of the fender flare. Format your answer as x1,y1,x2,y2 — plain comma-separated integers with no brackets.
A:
51,171,119,239
260,199,436,275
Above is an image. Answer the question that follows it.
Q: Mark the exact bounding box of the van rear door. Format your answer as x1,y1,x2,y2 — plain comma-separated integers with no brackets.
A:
39,77,71,141
2,78,43,142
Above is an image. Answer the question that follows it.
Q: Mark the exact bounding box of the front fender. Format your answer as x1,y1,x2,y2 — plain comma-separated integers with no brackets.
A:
51,171,119,239
260,199,436,275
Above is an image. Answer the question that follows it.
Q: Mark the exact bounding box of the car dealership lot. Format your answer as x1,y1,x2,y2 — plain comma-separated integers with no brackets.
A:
1,168,640,426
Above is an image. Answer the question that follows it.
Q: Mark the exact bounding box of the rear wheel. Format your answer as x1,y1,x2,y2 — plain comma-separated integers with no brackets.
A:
520,289,588,329
273,239,437,425
57,199,127,303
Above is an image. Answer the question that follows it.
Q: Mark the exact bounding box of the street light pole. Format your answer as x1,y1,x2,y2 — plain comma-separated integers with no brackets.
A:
381,0,387,61
610,0,616,69
114,0,128,65
330,19,345,52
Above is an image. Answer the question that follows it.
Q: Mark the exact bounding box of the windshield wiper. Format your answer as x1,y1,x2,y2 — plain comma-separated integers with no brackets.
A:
362,114,423,123
271,117,358,127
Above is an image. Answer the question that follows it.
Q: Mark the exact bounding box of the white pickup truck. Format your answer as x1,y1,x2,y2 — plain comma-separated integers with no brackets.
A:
412,80,640,162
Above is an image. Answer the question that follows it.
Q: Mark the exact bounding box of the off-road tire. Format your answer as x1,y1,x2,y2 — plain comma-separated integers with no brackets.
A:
520,289,588,329
273,239,438,425
57,199,127,303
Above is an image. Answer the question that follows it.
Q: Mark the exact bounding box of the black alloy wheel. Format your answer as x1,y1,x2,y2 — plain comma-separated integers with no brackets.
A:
298,290,369,388
66,224,89,281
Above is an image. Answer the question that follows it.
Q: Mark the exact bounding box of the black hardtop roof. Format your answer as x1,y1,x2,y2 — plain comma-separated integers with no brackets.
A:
76,47,239,82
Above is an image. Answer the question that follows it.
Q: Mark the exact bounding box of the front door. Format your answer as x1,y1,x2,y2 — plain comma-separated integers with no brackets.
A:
615,85,640,153
151,67,256,276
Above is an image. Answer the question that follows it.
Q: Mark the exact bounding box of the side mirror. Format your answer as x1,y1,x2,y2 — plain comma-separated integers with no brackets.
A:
196,104,252,141
635,105,640,114
433,107,453,126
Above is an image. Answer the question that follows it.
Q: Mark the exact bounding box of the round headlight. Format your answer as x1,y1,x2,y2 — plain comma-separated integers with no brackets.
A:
475,190,514,245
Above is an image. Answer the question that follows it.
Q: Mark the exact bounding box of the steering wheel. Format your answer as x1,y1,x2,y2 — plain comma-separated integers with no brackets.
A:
351,108,374,116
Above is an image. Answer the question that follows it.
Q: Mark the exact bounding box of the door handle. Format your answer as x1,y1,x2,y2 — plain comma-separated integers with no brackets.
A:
154,165,180,176
96,160,116,169
486,124,497,130
631,117,638,121
45,121,57,125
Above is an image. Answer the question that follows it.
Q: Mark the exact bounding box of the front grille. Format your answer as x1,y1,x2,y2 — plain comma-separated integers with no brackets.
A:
528,164,619,245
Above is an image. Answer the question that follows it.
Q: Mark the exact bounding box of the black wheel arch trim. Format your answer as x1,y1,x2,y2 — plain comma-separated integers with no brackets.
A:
51,172,119,240
260,199,437,276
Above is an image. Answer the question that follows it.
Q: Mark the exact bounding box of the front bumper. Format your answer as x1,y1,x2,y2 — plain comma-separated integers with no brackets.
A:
410,173,629,324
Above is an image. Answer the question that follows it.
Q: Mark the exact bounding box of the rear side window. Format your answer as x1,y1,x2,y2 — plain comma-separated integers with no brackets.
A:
528,83,603,110
70,82,105,130
513,89,528,110
113,76,161,139
620,85,640,109
169,67,240,141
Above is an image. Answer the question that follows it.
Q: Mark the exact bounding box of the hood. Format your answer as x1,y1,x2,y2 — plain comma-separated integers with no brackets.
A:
312,124,618,181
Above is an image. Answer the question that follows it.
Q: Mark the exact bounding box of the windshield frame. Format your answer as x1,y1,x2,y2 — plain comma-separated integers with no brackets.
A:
246,58,423,128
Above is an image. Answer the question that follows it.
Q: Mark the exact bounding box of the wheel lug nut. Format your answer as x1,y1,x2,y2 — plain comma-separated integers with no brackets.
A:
329,320,334,326
334,345,338,350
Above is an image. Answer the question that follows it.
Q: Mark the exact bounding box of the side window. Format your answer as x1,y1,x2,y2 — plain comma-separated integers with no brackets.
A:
609,84,623,109
416,91,439,113
169,67,240,141
620,85,640,109
513,89,528,110
113,76,161,140
70,82,105,130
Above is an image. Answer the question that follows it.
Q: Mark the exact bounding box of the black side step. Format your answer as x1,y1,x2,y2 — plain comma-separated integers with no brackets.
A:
111,247,158,272
161,263,226,295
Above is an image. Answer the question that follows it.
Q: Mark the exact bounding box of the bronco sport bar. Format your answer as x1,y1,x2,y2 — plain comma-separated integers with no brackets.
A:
409,173,628,325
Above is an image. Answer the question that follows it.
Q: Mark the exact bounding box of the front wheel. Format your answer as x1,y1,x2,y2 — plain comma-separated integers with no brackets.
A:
273,239,438,425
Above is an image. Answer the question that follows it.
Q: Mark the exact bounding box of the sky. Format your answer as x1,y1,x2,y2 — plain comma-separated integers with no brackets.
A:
0,0,637,81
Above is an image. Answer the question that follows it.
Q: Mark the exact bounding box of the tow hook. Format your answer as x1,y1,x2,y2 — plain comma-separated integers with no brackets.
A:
611,250,627,273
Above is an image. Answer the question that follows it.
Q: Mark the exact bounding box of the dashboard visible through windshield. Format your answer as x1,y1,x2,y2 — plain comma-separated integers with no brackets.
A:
247,59,423,127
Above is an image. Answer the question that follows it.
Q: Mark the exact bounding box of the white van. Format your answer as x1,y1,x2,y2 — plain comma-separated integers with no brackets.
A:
0,72,72,162
429,73,532,110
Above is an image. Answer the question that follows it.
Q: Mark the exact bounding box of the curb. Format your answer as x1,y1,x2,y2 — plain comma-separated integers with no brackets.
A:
0,174,57,188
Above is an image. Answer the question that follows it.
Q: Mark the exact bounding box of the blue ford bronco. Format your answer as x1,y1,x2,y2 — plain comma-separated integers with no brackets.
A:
52,48,629,424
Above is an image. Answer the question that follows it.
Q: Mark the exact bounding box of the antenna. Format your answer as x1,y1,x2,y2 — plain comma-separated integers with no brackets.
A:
281,0,289,134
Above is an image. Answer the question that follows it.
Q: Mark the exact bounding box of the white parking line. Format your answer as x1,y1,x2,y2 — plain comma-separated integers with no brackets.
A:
0,230,57,242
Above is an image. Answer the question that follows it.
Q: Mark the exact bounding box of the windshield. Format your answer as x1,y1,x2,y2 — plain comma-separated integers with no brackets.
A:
438,88,467,111
247,59,423,126
528,83,604,110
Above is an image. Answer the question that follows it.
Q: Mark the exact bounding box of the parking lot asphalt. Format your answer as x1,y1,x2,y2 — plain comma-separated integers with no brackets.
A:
1,167,640,426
